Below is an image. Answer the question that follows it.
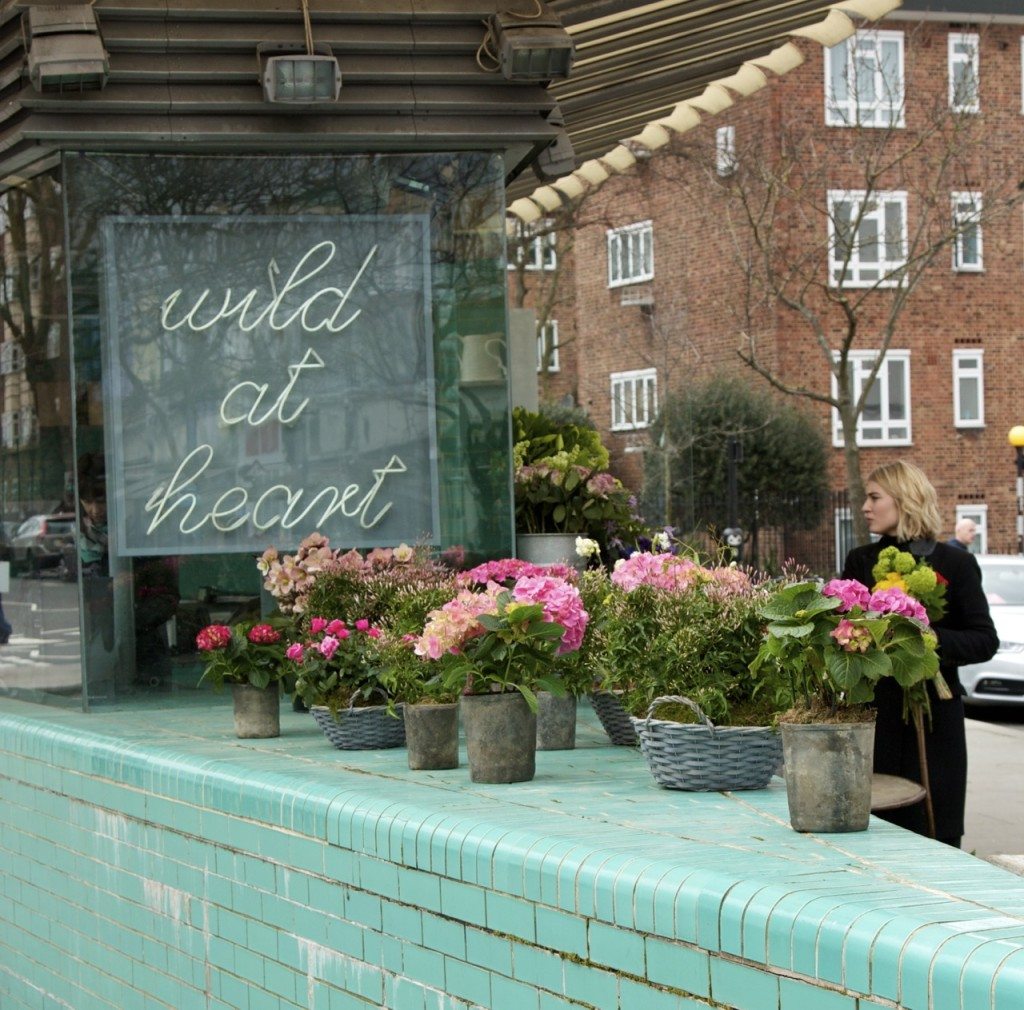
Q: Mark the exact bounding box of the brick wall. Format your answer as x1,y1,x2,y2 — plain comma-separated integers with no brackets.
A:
527,19,1024,551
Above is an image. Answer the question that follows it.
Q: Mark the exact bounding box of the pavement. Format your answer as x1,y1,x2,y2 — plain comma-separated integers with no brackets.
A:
964,711,1024,864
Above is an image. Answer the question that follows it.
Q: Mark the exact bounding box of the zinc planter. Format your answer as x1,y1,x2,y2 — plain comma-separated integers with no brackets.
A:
311,704,406,750
231,684,280,739
460,692,536,783
536,692,576,751
516,533,586,572
405,702,460,770
781,721,875,832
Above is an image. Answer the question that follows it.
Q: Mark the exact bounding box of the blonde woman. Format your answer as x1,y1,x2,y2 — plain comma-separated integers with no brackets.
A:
842,460,998,848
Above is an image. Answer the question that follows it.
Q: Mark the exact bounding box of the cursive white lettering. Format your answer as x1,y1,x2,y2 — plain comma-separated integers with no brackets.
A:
218,347,324,427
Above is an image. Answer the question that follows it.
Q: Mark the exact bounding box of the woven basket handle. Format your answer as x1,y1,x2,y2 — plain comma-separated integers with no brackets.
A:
644,695,716,733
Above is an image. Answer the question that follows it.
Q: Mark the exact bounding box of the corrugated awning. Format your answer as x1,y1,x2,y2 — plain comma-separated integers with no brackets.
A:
508,0,902,222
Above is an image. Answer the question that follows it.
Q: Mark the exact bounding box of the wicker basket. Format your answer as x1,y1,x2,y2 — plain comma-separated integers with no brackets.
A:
311,704,406,750
589,691,639,746
631,696,781,791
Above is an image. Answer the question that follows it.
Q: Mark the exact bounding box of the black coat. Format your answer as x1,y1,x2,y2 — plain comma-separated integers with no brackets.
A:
842,536,998,842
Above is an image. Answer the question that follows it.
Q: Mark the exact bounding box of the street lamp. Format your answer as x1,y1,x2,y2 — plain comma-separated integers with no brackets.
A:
1009,425,1024,555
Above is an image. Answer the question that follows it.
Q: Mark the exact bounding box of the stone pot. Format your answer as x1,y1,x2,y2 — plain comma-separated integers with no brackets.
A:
781,721,875,833
516,533,586,572
405,702,460,770
460,692,536,783
231,683,280,739
536,692,576,751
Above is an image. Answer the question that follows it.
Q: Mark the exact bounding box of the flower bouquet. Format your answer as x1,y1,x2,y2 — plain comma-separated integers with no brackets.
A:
870,545,947,623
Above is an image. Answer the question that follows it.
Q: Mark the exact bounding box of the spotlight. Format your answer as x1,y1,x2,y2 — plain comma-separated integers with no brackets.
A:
488,3,574,82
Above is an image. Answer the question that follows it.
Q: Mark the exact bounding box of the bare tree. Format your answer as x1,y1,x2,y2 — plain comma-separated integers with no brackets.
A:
653,28,1024,541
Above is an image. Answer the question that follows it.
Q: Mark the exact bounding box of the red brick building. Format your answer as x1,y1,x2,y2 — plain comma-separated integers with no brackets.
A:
513,4,1024,570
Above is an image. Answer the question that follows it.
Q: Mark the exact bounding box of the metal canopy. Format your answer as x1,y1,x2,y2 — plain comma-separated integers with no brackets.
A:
0,0,894,191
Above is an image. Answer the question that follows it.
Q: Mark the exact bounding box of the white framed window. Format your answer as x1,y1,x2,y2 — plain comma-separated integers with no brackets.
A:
610,368,657,431
507,219,557,272
832,350,911,446
716,125,737,176
17,406,37,446
949,33,980,113
0,341,25,375
952,191,983,271
536,320,559,372
952,348,984,427
825,30,905,128
607,221,653,288
828,190,907,287
955,503,987,555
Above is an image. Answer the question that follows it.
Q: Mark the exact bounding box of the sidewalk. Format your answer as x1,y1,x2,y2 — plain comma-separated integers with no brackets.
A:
965,715,1024,870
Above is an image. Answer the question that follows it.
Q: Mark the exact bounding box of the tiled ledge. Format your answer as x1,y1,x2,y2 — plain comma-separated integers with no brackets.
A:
0,696,1022,1010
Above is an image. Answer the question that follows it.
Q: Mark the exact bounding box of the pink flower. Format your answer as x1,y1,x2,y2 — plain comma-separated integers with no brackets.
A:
459,558,577,587
354,618,370,631
511,575,589,655
285,643,304,662
196,624,231,651
309,616,328,634
867,587,929,625
247,623,281,645
366,627,381,639
830,618,872,653
336,627,350,640
822,579,871,613
319,636,340,660
611,553,705,593
326,619,346,636
413,586,502,658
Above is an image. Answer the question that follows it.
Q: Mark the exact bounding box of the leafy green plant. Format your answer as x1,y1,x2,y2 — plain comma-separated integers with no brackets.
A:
750,579,944,720
592,579,785,726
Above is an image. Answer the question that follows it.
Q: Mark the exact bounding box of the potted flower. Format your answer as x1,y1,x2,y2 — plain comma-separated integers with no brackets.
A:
196,618,291,738
459,558,583,750
751,577,948,832
376,582,465,771
511,407,637,567
412,573,589,782
287,616,406,749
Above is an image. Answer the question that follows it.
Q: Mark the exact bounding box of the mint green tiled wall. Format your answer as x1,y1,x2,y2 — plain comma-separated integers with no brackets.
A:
2,705,1024,1010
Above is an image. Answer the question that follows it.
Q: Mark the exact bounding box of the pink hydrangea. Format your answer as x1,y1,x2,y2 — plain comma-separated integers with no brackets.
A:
867,587,929,625
196,624,231,651
611,552,706,593
822,579,872,613
511,575,589,654
246,623,281,645
830,618,872,653
458,558,576,588
413,586,503,660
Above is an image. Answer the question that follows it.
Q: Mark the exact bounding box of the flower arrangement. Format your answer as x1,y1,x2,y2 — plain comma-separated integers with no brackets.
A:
610,550,754,599
412,573,589,709
870,546,947,622
196,618,291,690
751,577,949,720
286,616,390,713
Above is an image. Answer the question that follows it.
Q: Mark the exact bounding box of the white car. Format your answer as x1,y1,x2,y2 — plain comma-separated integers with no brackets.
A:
960,555,1024,706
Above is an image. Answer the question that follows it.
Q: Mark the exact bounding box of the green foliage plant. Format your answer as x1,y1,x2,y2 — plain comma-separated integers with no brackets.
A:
750,579,944,723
